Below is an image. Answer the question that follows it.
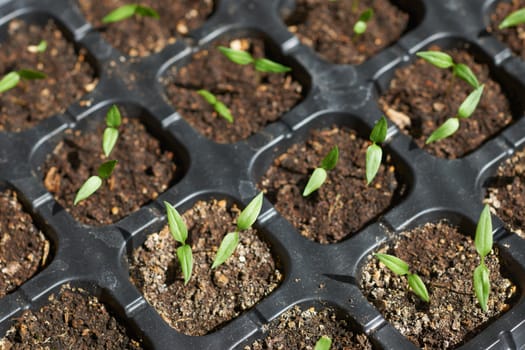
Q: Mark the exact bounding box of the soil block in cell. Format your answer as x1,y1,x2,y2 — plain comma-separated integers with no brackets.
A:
0,285,142,349
245,305,373,350
485,147,525,239
0,19,96,132
161,37,303,144
284,0,409,65
379,46,512,159
78,0,215,57
487,0,525,60
0,189,49,298
360,221,518,349
129,199,282,336
259,126,403,244
42,115,177,226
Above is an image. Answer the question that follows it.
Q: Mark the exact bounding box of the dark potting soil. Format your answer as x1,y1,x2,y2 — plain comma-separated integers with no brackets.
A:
379,47,512,159
129,199,282,336
0,189,49,298
0,19,96,132
0,285,142,349
360,221,518,349
78,0,214,57
487,0,525,60
259,126,402,244
485,148,525,239
245,306,372,350
284,0,409,65
43,117,177,226
161,37,303,144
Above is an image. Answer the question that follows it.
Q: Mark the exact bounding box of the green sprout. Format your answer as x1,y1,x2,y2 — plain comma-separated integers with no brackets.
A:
217,46,292,73
164,201,193,285
473,204,493,312
353,8,373,36
315,335,332,350
374,253,429,302
197,89,233,123
0,69,46,93
366,116,387,185
303,146,339,197
74,105,122,205
212,192,264,269
27,40,47,53
416,50,480,89
102,4,160,24
425,84,484,144
499,8,525,29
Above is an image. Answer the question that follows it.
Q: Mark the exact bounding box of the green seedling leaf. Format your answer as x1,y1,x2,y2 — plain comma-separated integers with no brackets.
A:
314,335,332,350
177,244,193,285
425,117,459,144
457,85,484,119
374,253,409,276
359,8,374,22
106,105,122,128
0,71,20,93
102,127,119,157
17,69,46,80
134,4,160,19
36,40,47,52
366,143,382,185
214,101,234,123
164,201,188,244
237,192,264,231
218,46,254,65
320,146,339,171
303,167,327,197
453,63,480,88
499,8,525,29
474,264,490,312
97,160,118,179
102,4,159,23
407,273,430,302
475,204,493,258
197,89,217,105
353,21,367,35
254,58,292,73
212,231,239,268
416,51,454,69
370,116,388,144
74,175,102,205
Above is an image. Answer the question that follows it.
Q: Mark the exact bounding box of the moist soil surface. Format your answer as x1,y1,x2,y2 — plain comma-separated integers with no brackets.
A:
485,148,525,238
129,199,282,336
245,306,372,350
0,189,49,298
78,0,214,57
43,116,176,226
259,126,402,244
0,19,96,132
162,37,303,143
380,46,512,159
487,0,525,59
360,221,518,349
0,285,142,349
284,0,409,65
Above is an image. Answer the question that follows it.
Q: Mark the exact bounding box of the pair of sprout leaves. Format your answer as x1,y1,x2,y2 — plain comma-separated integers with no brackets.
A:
164,192,264,285
0,40,47,93
197,46,292,123
74,105,122,205
302,115,387,197
375,204,494,311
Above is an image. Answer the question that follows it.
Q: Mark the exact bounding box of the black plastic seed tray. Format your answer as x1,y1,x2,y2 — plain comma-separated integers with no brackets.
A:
1,0,525,349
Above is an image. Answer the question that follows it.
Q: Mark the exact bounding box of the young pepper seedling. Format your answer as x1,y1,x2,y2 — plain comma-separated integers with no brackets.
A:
499,7,525,29
416,50,480,89
366,116,387,185
212,192,264,268
315,335,332,350
473,204,493,312
197,89,234,123
164,201,194,285
303,145,339,197
102,4,160,24
0,69,46,93
353,8,373,36
218,46,292,73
